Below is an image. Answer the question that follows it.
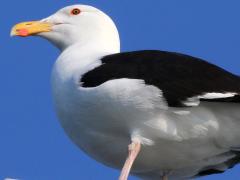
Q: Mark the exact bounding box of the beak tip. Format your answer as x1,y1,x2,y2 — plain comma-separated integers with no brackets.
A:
10,31,16,37
10,25,17,37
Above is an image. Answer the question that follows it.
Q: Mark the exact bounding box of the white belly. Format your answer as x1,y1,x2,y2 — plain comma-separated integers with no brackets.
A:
52,78,240,179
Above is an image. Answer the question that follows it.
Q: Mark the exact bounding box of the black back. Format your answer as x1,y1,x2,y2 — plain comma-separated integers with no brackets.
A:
81,50,240,107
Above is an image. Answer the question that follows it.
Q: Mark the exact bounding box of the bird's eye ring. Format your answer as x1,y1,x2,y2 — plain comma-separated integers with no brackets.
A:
71,8,81,15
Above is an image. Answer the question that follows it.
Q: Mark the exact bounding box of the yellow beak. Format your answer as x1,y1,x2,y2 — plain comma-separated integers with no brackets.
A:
10,21,52,37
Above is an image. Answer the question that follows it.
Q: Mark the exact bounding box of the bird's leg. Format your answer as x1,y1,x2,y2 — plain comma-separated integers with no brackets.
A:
119,141,141,180
162,171,171,180
162,175,168,180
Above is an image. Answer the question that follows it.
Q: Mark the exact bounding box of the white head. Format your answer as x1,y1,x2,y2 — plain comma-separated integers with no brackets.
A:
11,5,120,51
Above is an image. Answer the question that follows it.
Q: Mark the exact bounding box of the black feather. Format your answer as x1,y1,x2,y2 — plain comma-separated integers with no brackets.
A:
81,50,240,107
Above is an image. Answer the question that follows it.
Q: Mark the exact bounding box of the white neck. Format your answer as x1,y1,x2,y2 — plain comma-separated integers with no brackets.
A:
51,34,120,92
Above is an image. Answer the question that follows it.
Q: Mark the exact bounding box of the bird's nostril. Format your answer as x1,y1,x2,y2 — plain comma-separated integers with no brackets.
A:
26,23,32,25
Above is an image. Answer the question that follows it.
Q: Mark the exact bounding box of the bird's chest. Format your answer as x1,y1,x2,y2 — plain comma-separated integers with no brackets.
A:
51,77,160,168
51,53,166,145
51,77,162,138
53,75,164,145
51,74,227,172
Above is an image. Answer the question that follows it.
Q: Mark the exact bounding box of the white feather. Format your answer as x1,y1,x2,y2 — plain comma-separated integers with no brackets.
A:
200,92,237,99
183,92,237,107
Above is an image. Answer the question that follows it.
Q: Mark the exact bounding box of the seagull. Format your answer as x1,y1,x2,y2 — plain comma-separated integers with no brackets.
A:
11,4,240,180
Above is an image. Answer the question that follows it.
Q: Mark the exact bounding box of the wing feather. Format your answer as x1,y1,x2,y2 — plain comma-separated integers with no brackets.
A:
81,50,240,107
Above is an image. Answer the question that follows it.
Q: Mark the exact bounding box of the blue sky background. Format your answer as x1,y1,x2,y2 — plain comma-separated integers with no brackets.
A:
1,0,240,179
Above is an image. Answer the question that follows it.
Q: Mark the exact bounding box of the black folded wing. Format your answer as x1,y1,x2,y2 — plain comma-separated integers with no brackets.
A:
81,50,240,107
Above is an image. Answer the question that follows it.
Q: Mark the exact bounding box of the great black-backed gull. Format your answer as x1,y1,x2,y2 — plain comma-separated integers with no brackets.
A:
11,4,240,180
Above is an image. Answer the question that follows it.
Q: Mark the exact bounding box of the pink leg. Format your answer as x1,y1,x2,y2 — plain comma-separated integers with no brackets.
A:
119,141,141,180
162,175,168,180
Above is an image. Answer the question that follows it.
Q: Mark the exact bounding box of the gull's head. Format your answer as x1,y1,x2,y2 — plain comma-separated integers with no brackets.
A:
11,5,120,51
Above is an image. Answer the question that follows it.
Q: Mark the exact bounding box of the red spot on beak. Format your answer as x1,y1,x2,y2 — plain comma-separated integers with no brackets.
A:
18,29,29,37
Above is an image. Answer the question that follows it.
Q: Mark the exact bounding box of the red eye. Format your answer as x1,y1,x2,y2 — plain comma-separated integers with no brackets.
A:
71,8,81,15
